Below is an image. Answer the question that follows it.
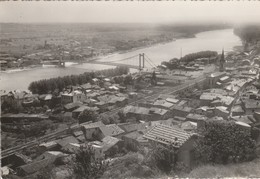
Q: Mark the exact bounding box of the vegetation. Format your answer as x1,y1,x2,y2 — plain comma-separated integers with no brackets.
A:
73,147,108,179
78,109,98,124
234,25,260,44
161,51,217,70
144,144,177,174
28,66,129,94
181,51,218,63
195,120,256,165
186,158,260,178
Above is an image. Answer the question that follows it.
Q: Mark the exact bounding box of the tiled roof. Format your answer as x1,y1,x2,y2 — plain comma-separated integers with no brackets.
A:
99,124,125,137
143,124,193,148
56,136,79,148
19,157,56,174
64,102,83,110
81,121,105,130
73,106,99,113
101,136,120,151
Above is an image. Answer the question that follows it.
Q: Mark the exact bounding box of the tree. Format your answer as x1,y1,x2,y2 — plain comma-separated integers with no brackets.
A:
118,110,126,123
78,109,98,124
195,120,256,165
151,71,157,85
144,144,176,174
73,147,108,179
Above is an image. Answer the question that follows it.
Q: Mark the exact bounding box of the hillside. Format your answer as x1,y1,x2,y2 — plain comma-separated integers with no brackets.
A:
184,158,260,178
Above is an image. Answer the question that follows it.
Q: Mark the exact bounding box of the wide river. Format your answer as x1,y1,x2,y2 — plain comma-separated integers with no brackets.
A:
0,29,241,91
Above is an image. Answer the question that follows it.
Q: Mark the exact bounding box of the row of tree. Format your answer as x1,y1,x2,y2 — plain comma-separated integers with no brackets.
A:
28,66,129,94
161,51,218,70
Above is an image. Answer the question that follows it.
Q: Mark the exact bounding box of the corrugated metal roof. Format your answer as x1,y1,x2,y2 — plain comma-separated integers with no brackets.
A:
143,124,193,148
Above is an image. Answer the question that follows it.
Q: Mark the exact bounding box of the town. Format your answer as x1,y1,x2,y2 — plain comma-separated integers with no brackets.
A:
1,23,260,178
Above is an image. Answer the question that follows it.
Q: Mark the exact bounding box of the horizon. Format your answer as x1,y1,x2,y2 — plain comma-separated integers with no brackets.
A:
1,2,260,24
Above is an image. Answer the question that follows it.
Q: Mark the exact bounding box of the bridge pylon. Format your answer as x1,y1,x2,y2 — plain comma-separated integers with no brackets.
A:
139,53,145,70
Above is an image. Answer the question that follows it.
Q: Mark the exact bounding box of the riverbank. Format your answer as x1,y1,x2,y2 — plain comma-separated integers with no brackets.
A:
0,28,220,74
0,29,241,91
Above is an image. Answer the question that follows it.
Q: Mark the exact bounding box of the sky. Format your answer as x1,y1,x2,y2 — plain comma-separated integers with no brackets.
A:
0,1,260,24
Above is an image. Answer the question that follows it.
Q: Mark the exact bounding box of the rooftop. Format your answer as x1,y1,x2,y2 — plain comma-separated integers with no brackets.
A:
143,124,194,148
99,124,125,137
81,121,105,130
101,136,121,151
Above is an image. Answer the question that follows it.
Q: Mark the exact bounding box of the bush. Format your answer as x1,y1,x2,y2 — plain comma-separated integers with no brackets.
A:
144,144,177,174
73,147,108,179
195,120,256,165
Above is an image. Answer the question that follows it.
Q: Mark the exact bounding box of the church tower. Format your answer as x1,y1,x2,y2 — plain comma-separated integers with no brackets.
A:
219,49,225,72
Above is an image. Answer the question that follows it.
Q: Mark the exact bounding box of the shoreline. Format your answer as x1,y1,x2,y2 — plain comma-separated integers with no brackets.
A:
0,29,222,74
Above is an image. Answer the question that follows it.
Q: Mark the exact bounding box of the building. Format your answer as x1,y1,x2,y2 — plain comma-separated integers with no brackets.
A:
143,124,197,168
72,105,99,119
206,72,226,88
61,91,86,104
242,99,260,115
99,124,125,139
81,121,105,140
171,105,193,118
122,130,149,151
219,49,226,72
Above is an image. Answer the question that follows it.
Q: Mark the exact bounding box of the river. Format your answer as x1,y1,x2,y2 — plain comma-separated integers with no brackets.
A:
0,29,241,91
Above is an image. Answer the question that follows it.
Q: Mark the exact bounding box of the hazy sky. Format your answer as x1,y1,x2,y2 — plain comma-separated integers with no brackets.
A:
1,2,260,24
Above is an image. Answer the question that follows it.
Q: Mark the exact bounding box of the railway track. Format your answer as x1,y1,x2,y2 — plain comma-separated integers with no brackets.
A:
1,76,207,159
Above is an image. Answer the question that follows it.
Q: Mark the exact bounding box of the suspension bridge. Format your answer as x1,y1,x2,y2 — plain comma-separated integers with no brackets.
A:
48,53,158,70
86,53,158,70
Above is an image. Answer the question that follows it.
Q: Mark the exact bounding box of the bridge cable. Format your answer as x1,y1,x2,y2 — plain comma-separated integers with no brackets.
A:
105,54,139,63
144,54,157,68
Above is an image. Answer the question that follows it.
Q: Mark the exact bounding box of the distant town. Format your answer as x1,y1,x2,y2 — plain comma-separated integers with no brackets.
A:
1,24,260,178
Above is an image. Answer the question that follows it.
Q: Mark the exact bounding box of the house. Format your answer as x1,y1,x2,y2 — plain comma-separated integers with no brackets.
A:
152,99,175,110
0,90,8,105
61,91,86,104
56,136,79,149
99,124,125,138
1,153,32,170
72,105,99,119
186,113,207,122
62,143,81,154
194,106,214,117
180,121,197,132
143,124,198,168
200,92,234,108
80,83,92,90
206,72,226,88
123,105,170,121
231,115,255,125
123,105,150,121
149,118,180,127
171,105,193,118
17,156,57,176
63,112,73,122
39,141,59,152
231,105,245,116
38,94,52,107
214,106,230,120
242,99,260,115
81,121,105,140
101,136,123,157
89,141,105,160
118,122,148,134
122,130,149,151
63,102,83,112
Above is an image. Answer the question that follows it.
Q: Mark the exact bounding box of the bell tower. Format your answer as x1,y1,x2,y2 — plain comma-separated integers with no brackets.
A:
219,48,225,72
